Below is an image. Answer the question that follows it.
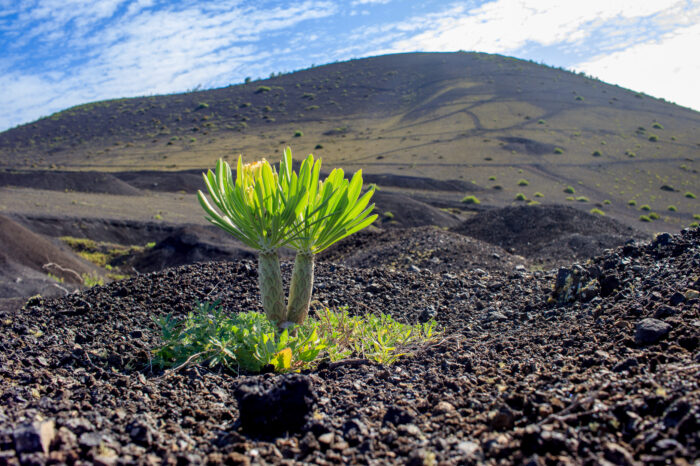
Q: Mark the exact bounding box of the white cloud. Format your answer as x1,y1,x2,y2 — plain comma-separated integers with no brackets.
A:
379,0,694,54
351,0,391,5
575,22,700,111
0,0,337,130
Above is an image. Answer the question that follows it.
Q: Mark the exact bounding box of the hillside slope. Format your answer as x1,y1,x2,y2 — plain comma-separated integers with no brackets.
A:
0,52,698,231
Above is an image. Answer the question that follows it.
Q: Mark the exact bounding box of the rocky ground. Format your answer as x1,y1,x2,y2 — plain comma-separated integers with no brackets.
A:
0,224,698,465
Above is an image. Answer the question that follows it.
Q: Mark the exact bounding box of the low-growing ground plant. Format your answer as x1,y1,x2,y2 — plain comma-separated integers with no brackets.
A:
517,179,529,186
564,186,575,194
514,193,527,201
668,205,677,212
590,208,605,216
153,301,439,373
686,191,697,199
461,195,480,204
534,192,544,198
640,204,651,211
628,200,637,206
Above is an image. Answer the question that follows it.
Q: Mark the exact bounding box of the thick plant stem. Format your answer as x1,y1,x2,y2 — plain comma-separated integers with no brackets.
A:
258,250,287,327
286,251,314,325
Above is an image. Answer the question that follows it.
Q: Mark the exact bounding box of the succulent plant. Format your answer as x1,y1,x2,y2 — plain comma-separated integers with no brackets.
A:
198,147,376,330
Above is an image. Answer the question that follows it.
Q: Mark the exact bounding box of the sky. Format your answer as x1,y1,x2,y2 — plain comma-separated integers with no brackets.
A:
1,0,699,132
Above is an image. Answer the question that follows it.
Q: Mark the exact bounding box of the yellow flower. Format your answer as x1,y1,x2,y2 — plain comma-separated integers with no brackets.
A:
245,185,255,205
242,159,268,185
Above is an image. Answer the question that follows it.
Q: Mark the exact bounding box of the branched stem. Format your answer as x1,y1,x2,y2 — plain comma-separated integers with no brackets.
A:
258,250,287,327
287,252,315,325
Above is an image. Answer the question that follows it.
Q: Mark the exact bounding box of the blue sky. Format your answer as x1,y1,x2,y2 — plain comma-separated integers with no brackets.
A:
1,0,699,131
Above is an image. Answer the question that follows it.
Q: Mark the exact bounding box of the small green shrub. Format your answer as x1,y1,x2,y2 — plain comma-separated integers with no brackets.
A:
566,196,575,201
553,147,564,154
461,195,481,204
690,222,699,228
538,119,546,124
685,191,697,199
652,122,663,129
592,150,602,157
628,200,637,206
294,130,303,137
648,134,658,142
517,179,529,186
639,215,652,222
564,186,575,194
514,193,527,201
153,302,439,373
576,196,589,202
47,273,64,283
603,200,611,205
575,96,584,101
82,273,104,288
527,200,540,206
383,211,395,219
488,176,496,181
534,192,544,198
668,205,677,212
314,144,323,149
640,204,651,211
590,208,605,216
255,86,271,94
648,212,660,220
196,102,209,109
694,214,700,220
626,151,636,158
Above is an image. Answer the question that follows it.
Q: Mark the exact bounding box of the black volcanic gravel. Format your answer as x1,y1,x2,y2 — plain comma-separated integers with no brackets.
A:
0,228,698,465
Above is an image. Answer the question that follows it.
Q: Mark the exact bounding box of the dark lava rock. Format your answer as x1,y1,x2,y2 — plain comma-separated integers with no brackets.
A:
418,305,437,323
233,374,316,437
13,421,54,455
489,407,515,431
382,406,415,426
669,291,685,306
126,416,156,446
599,274,621,297
653,305,677,319
635,318,672,345
550,265,599,304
